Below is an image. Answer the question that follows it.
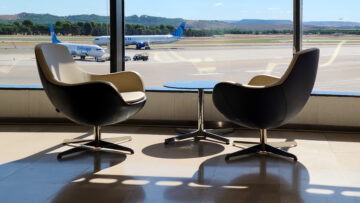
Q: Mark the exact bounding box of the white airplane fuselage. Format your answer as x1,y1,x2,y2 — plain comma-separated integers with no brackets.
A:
93,22,186,49
60,43,105,58
93,35,180,47
126,35,180,45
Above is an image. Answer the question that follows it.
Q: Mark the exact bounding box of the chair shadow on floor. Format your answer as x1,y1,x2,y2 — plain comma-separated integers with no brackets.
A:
51,152,145,203
162,154,360,203
0,131,129,202
52,153,360,203
162,154,305,203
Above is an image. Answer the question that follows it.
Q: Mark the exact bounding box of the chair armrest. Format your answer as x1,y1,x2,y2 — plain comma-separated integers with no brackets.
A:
213,81,287,129
46,80,130,125
90,71,145,93
248,74,280,86
50,80,126,110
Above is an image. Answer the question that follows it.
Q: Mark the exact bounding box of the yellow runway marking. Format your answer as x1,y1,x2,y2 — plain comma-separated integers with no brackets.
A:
320,40,347,67
204,57,215,62
153,52,177,63
153,53,162,62
169,50,218,74
0,66,12,74
197,67,217,72
263,41,347,74
169,51,186,61
154,50,218,74
264,62,288,75
188,58,202,63
0,57,33,74
265,62,279,74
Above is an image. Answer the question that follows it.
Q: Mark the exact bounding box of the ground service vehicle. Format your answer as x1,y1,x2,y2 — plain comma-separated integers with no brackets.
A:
133,53,149,61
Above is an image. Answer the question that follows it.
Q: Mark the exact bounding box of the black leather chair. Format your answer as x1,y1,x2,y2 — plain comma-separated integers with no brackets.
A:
213,48,320,161
35,43,146,159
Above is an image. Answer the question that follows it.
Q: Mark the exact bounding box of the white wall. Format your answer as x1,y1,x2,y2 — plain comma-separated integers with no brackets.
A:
1,89,359,127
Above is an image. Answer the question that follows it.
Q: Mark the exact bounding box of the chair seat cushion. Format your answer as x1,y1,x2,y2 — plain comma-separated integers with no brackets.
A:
120,91,146,103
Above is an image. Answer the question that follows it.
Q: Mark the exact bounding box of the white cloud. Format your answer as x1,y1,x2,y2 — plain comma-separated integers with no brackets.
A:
267,8,280,11
214,2,223,7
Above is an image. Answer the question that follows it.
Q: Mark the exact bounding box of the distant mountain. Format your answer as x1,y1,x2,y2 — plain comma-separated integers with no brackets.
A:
0,12,184,27
125,15,184,27
225,19,360,27
186,20,292,31
186,20,239,29
1,13,360,31
223,19,360,30
304,21,360,27
226,19,293,25
0,12,109,24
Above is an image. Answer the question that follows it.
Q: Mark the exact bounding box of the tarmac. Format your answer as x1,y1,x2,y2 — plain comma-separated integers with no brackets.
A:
1,35,360,92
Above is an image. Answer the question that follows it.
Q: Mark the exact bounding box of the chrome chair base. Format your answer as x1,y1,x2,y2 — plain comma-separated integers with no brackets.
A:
225,129,297,161
225,143,297,161
57,126,133,159
233,140,297,148
165,129,230,145
63,136,132,145
57,139,133,159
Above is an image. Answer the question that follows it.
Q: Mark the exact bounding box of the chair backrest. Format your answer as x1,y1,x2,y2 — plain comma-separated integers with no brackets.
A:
35,43,90,85
277,48,320,120
212,48,319,129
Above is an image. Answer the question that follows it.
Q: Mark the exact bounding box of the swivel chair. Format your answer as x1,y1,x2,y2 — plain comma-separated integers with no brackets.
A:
213,48,320,161
35,43,146,159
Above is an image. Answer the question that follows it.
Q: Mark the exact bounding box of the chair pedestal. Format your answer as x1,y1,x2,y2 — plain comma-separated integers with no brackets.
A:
57,126,134,159
225,129,297,161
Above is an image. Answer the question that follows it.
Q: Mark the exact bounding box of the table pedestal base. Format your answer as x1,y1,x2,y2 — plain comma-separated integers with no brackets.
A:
175,128,234,135
163,86,230,145
165,129,230,144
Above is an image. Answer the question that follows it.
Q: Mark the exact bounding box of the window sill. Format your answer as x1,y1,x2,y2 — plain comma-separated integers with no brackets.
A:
1,85,360,97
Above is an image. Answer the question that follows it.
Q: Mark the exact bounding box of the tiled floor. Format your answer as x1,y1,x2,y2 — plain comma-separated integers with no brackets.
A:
0,124,360,203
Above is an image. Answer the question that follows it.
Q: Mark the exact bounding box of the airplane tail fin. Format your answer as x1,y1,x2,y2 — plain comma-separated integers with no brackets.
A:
172,22,186,37
49,24,61,44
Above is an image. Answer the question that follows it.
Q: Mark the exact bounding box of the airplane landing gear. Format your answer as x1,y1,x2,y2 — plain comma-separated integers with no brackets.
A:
136,43,150,50
95,57,105,62
80,56,86,60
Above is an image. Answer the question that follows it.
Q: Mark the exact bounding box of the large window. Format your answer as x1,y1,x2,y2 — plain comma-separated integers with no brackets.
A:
304,0,360,92
0,0,110,85
124,0,293,88
2,0,360,92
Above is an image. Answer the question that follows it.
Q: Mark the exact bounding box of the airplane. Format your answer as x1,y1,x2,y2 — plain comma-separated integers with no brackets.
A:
49,24,106,62
93,22,186,49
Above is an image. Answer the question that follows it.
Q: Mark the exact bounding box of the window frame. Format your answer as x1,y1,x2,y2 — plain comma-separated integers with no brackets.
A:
109,0,303,90
3,0,358,97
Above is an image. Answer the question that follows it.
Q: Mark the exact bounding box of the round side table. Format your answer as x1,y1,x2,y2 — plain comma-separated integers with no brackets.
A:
164,81,231,145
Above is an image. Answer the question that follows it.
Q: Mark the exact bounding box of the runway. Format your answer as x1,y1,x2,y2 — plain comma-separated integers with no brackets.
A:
1,35,360,92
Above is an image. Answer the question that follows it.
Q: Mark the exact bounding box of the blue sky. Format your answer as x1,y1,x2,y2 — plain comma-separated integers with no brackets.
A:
0,0,359,22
